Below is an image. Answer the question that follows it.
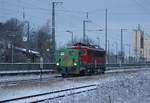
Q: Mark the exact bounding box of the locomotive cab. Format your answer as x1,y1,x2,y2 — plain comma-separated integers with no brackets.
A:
55,48,81,76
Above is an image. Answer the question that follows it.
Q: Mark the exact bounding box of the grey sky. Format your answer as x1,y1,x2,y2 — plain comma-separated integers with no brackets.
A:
0,0,150,55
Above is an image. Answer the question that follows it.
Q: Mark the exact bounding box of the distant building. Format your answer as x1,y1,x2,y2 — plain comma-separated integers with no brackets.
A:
133,24,150,62
133,24,144,61
144,36,150,61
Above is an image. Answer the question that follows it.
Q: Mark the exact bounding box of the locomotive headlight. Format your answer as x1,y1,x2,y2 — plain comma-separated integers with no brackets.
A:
56,63,59,66
74,63,77,66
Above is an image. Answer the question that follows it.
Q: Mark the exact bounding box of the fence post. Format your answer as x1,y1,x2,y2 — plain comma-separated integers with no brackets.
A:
40,57,43,80
108,96,111,103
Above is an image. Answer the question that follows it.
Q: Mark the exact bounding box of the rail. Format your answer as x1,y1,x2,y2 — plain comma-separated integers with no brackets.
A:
0,84,97,103
0,63,149,70
0,63,149,75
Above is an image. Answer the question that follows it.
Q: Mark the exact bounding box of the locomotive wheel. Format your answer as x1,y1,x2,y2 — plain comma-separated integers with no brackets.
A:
80,70,85,76
95,68,99,74
61,74,65,77
101,67,105,74
62,73,68,78
96,67,105,74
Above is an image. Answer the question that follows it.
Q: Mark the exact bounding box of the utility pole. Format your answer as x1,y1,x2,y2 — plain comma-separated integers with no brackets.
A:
12,43,14,63
27,22,30,50
51,2,62,62
105,8,108,63
83,20,91,43
120,28,127,65
86,12,89,19
52,2,56,63
66,30,74,44
83,20,86,43
83,12,91,43
22,8,30,51
23,8,25,21
121,29,123,64
107,40,110,63
97,37,100,47
124,44,130,64
27,22,29,41
8,34,16,63
133,29,138,63
115,42,118,64
127,44,131,63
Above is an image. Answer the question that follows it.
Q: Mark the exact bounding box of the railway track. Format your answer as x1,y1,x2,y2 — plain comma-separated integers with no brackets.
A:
1,67,149,103
0,63,149,76
0,65,146,77
0,66,149,85
0,84,97,103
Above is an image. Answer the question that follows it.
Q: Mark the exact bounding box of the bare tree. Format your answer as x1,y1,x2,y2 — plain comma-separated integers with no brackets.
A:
0,18,25,62
37,24,52,63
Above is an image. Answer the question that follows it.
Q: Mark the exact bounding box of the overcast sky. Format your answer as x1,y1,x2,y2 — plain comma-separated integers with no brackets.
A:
0,0,150,55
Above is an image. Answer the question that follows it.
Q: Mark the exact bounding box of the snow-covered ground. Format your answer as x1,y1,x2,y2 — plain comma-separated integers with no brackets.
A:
44,69,150,103
0,68,150,103
98,71,150,103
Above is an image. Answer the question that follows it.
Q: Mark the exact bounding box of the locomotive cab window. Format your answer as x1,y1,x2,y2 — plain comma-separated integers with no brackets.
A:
60,51,65,56
94,51,101,57
89,50,105,57
99,51,106,57
68,51,76,56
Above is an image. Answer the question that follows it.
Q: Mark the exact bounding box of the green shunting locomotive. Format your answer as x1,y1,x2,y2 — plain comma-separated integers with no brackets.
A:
56,48,81,76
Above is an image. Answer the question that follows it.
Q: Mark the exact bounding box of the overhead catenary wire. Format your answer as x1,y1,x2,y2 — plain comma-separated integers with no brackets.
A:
0,1,136,56
131,0,150,13
2,0,150,18
1,1,149,35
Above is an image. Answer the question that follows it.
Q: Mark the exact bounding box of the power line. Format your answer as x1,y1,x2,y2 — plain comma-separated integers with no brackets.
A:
58,11,104,30
57,11,84,20
131,0,150,13
110,12,150,15
88,8,105,14
3,1,150,16
58,8,86,14
20,0,51,11
3,0,50,12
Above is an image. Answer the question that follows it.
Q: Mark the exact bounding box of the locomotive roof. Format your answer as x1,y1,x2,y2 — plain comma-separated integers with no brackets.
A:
72,42,105,52
58,48,80,51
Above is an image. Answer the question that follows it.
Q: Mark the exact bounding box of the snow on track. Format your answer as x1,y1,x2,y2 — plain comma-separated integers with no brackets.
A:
0,68,150,103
